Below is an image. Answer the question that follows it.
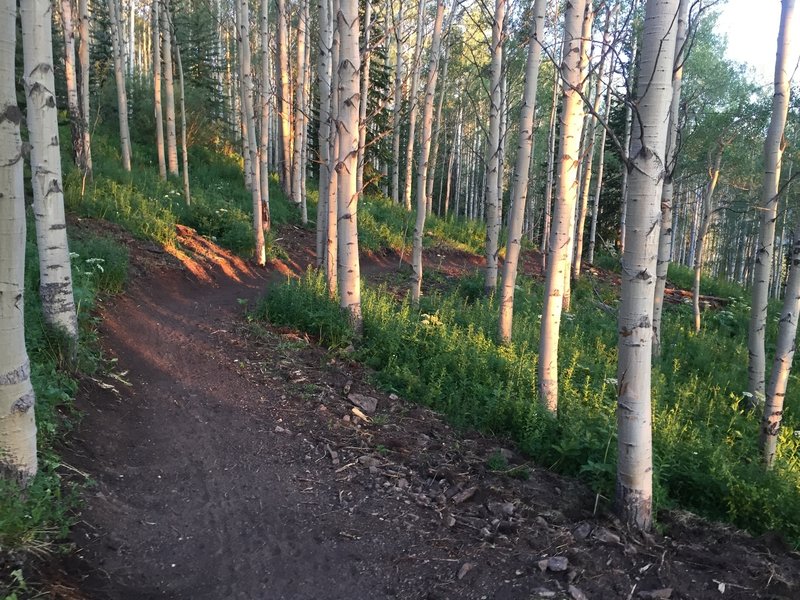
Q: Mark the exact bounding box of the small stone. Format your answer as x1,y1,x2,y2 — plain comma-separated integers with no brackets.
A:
457,562,476,580
573,522,592,541
479,527,492,539
592,527,621,544
568,585,588,600
535,516,549,528
274,425,287,434
397,478,410,489
317,404,328,412
452,486,478,504
532,590,557,599
488,501,516,516
537,559,548,573
357,455,381,468
369,466,379,475
342,415,351,422
343,380,353,394
348,393,378,414
638,589,672,599
446,514,456,527
389,393,399,401
547,556,569,572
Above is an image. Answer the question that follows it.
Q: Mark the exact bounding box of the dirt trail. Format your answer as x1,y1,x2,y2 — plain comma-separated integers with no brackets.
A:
58,224,800,600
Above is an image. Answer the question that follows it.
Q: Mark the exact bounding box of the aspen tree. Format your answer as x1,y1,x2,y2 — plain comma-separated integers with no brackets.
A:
587,90,613,266
497,0,546,343
390,1,404,204
652,0,689,357
356,0,372,198
162,0,179,177
0,0,37,484
21,0,79,343
153,0,167,180
541,41,559,271
748,0,795,404
317,0,334,266
59,0,84,169
336,0,361,329
619,6,639,254
78,0,92,177
482,0,505,294
427,43,450,215
762,226,800,468
107,0,132,171
616,0,679,531
402,2,425,211
237,0,266,265
327,0,341,297
175,35,190,205
259,0,271,231
293,0,309,219
410,0,445,306
276,0,293,194
538,0,587,412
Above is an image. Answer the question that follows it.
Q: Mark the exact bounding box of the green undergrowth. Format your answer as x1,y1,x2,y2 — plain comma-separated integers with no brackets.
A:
260,270,800,547
0,222,129,571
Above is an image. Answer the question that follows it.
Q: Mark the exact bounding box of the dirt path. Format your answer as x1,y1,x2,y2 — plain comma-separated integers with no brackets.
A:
58,225,800,600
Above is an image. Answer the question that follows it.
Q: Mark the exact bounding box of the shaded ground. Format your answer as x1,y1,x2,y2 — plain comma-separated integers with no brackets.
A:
42,222,800,599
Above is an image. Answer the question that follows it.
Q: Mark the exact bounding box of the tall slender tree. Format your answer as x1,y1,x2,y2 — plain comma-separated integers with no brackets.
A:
153,0,167,180
0,0,38,484
78,0,92,177
162,0,179,177
107,0,132,170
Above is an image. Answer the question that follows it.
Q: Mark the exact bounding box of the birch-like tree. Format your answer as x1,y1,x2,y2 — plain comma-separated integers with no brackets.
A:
293,0,309,220
497,0,546,343
0,0,38,484
162,0,179,177
259,0,271,231
317,0,335,271
410,0,445,305
276,0,293,193
748,0,795,405
21,0,79,343
107,0,132,170
402,2,425,211
538,0,587,412
153,0,167,180
336,0,362,330
59,0,85,170
616,0,679,531
78,0,92,177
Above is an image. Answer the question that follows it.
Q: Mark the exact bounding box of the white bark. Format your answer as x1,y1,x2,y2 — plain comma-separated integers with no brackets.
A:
276,0,293,193
616,0,679,532
356,0,372,198
293,0,309,220
162,0,179,177
153,0,166,180
391,2,403,204
692,144,723,333
107,0,132,171
497,0,546,343
483,0,505,294
410,0,445,305
78,0,92,176
237,0,266,265
748,0,795,404
652,0,689,357
0,0,37,483
175,34,191,205
337,0,361,329
538,0,587,412
327,0,340,296
21,0,79,342
317,0,334,266
260,0,271,231
402,2,425,211
60,0,84,169
761,227,800,468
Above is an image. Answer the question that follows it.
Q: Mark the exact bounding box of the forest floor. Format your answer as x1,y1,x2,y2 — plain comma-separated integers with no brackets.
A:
44,220,800,599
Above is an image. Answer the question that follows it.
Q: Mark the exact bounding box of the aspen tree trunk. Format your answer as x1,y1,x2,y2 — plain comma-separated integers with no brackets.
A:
60,0,84,169
748,0,795,405
293,0,308,218
483,0,505,294
541,53,559,271
410,0,445,306
153,0,167,180
692,144,723,333
162,0,179,177
616,0,679,532
573,7,612,281
21,0,80,343
317,0,334,266
402,2,425,211
761,227,800,468
497,0,546,343
427,45,449,214
0,0,37,483
619,28,638,254
652,0,689,357
356,0,372,198
587,95,611,266
175,38,191,205
336,0,361,329
78,0,92,177
327,0,341,296
276,0,293,194
237,0,266,265
391,2,403,204
107,0,132,171
260,0,271,232
538,0,587,412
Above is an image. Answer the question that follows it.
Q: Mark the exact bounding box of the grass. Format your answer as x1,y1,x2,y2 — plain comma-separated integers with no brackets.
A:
261,269,800,547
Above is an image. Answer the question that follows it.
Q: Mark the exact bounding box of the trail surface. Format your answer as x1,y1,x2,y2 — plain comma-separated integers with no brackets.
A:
59,223,800,600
